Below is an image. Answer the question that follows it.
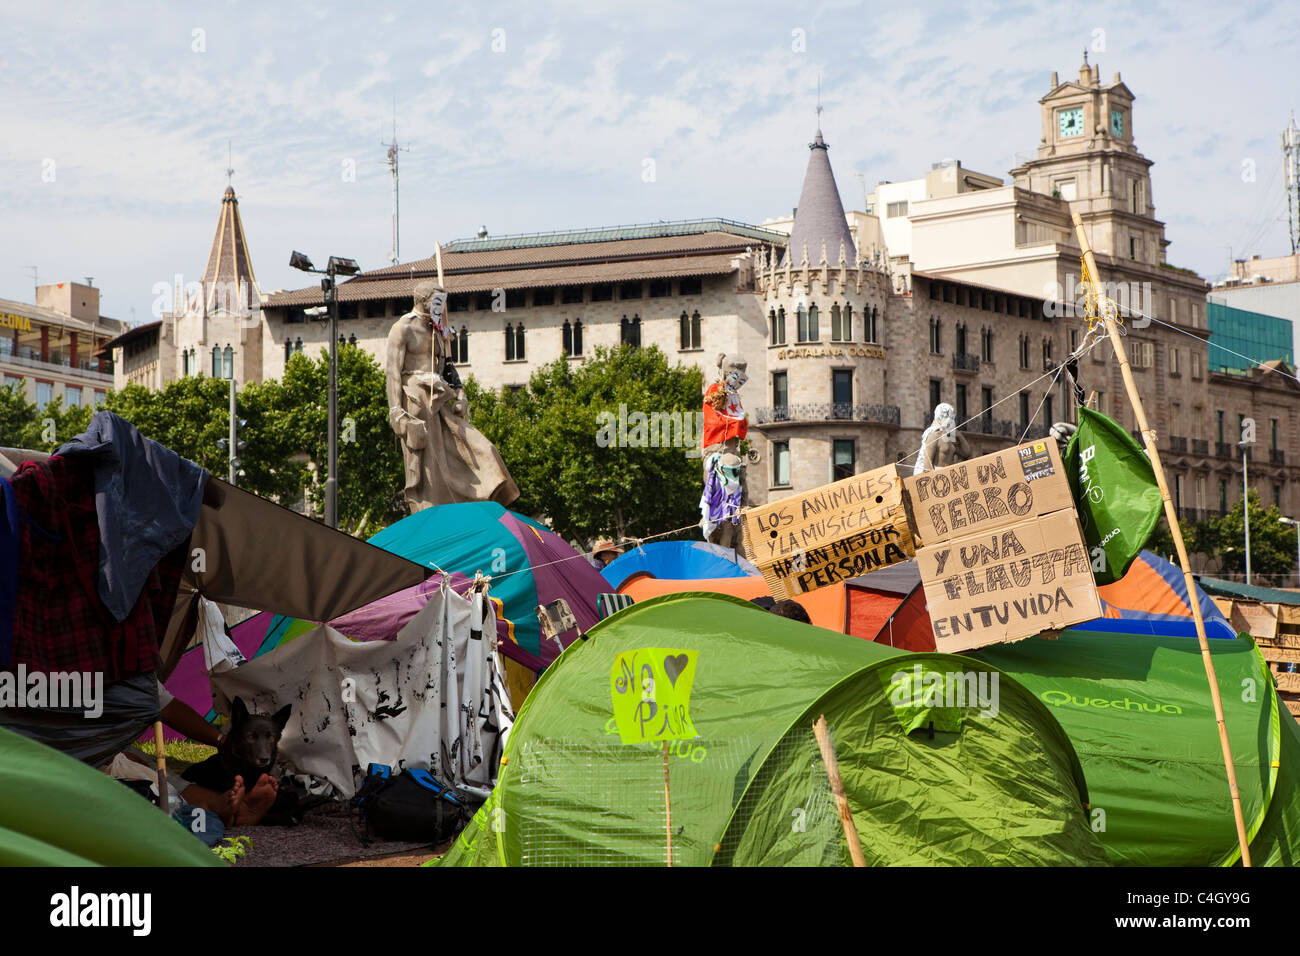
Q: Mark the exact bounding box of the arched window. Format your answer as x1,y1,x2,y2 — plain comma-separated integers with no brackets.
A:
222,344,233,380
284,337,291,362
776,306,786,344
515,323,526,360
449,329,460,362
505,323,515,361
796,305,808,343
830,303,843,342
294,337,303,353
563,319,573,355
679,311,690,349
572,319,583,357
211,346,221,377
620,314,641,348
458,327,468,362
807,304,819,342
690,310,701,349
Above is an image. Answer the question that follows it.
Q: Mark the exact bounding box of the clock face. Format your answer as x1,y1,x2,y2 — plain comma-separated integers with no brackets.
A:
1058,107,1083,137
1111,109,1124,136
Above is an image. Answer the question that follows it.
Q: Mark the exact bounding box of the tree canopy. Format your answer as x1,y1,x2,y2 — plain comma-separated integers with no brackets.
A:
464,344,704,543
0,347,404,537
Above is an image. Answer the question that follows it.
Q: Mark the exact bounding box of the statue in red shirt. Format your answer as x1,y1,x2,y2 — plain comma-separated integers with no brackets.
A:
700,354,749,548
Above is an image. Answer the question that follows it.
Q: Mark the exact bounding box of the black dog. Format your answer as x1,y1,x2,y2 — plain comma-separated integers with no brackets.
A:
181,697,300,826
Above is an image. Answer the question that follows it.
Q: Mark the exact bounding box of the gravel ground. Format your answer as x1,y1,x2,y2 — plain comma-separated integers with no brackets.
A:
227,801,434,867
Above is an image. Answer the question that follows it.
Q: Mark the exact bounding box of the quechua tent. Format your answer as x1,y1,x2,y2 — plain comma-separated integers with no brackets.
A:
975,626,1300,866
440,593,1107,866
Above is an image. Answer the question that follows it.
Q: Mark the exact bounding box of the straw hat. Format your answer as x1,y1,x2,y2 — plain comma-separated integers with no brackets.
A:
592,537,623,561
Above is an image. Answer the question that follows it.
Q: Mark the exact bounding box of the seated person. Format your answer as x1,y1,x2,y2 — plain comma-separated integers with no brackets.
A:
106,682,280,827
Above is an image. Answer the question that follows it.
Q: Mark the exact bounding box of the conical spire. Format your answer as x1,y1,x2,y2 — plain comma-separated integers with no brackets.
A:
200,186,259,313
782,128,857,268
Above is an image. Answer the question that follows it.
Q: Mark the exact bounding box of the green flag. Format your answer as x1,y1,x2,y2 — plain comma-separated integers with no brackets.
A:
1063,406,1163,585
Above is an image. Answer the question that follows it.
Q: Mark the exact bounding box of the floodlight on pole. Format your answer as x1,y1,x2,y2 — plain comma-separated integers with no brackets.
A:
289,249,359,529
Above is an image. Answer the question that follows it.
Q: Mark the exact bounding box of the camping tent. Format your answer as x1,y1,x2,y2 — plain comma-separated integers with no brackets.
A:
617,562,936,650
208,579,510,798
0,726,220,866
366,502,608,671
601,540,758,590
440,593,1107,866
975,627,1300,866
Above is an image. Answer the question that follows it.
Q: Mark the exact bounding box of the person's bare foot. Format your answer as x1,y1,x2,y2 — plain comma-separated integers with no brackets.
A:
179,779,243,828
234,773,278,825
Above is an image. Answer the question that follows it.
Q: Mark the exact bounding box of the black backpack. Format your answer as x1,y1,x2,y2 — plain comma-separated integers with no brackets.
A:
351,764,467,845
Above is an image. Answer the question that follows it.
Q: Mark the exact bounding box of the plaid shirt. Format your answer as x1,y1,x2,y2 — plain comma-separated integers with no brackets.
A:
8,455,185,681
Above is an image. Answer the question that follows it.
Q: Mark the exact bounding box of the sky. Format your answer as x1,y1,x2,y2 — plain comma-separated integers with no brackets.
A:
1,0,1296,326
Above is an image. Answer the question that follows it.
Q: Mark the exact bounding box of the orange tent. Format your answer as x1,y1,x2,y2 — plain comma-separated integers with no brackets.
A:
618,562,935,649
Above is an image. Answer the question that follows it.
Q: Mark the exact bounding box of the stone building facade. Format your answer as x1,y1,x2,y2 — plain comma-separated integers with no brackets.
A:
122,57,1298,529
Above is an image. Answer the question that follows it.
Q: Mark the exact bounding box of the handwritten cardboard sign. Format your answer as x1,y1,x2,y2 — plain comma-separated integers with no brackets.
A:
916,508,1101,654
610,648,698,745
902,440,1073,548
741,464,914,600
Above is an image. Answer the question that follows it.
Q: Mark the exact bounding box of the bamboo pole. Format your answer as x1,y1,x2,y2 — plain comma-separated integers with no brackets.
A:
153,720,170,816
662,741,673,867
813,715,866,867
1071,211,1252,866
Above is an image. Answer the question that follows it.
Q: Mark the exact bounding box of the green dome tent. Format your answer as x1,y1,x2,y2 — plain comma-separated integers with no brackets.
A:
440,593,1107,866
975,628,1300,866
0,727,222,866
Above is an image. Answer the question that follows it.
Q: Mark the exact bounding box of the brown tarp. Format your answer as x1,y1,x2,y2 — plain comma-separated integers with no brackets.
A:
160,478,430,676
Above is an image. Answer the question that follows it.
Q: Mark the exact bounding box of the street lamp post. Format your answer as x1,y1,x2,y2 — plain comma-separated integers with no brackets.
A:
290,251,360,529
1239,441,1252,585
1282,517,1300,590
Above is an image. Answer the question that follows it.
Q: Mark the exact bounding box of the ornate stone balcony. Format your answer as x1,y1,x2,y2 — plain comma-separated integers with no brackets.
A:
754,403,901,426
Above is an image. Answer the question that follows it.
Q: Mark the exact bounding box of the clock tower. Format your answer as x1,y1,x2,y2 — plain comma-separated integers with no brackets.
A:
1010,54,1163,265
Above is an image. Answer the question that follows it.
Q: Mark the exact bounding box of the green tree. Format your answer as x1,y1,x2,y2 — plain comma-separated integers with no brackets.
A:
0,383,39,448
464,344,704,542
0,385,95,452
1209,490,1298,580
254,347,404,536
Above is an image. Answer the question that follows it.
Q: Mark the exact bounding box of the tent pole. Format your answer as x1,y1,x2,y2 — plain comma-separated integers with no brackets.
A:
813,715,866,867
1071,211,1252,866
153,720,170,816
662,741,673,867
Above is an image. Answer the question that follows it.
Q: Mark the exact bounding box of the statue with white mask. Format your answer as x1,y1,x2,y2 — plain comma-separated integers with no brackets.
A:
913,401,971,474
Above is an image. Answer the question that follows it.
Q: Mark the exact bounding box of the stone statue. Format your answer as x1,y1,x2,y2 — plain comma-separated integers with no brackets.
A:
699,353,748,547
913,402,971,474
385,280,519,510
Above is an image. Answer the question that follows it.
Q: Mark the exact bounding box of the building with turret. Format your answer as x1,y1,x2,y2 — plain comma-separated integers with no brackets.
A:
127,57,1298,533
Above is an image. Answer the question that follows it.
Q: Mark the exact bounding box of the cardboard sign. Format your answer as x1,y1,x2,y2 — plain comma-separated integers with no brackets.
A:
741,464,914,600
610,648,698,745
902,440,1074,548
916,508,1102,654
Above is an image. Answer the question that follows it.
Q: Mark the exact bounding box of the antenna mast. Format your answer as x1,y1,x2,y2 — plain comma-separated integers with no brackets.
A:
382,99,409,265
1283,111,1300,255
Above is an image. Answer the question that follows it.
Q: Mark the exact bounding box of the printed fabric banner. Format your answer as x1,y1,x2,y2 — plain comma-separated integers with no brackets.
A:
1064,406,1163,585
